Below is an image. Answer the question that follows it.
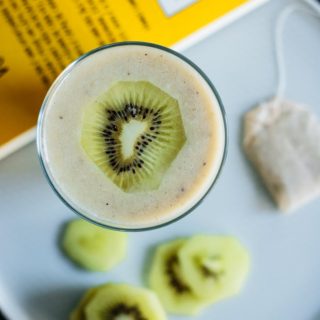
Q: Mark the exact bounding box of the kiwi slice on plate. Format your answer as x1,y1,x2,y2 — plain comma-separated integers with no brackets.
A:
148,239,208,316
81,81,186,192
62,219,127,271
84,283,166,320
178,235,250,303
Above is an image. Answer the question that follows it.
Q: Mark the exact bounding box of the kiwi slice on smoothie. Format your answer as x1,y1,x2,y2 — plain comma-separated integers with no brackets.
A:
84,283,167,320
62,219,127,271
81,81,186,192
178,235,250,303
148,239,208,316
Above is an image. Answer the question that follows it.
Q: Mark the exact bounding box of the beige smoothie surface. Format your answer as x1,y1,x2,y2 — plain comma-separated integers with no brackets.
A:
40,44,226,229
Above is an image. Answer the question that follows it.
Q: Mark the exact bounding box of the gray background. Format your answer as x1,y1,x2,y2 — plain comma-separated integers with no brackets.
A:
1,0,320,319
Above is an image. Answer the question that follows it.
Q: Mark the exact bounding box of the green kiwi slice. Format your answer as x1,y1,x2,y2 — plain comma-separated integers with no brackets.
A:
148,239,208,316
81,81,186,192
84,283,167,320
62,219,127,271
178,235,250,303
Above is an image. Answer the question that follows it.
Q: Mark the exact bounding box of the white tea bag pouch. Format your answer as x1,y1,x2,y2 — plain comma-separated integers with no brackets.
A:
243,2,320,212
244,99,320,212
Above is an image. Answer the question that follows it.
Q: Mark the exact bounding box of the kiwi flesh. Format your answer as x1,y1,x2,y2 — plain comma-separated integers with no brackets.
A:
70,287,101,320
81,81,186,192
84,283,167,320
178,235,250,303
148,239,208,316
62,219,127,271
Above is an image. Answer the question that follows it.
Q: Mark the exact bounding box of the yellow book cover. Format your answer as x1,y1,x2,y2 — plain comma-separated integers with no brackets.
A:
0,0,268,160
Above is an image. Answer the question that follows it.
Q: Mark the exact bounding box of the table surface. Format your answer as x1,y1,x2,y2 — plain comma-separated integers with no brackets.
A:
1,0,320,319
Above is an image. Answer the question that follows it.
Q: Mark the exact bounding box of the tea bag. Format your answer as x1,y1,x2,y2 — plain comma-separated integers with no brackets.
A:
243,99,320,212
243,2,320,212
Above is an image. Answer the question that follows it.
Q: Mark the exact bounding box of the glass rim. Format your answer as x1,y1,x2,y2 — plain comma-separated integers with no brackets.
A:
37,41,228,232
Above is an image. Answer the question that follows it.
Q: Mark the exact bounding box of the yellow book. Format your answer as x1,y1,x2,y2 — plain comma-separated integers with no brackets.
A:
0,0,269,160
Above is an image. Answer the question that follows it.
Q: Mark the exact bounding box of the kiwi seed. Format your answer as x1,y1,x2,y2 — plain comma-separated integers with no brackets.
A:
166,255,190,294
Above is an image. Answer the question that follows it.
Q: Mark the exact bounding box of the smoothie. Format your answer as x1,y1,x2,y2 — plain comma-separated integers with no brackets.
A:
38,43,226,229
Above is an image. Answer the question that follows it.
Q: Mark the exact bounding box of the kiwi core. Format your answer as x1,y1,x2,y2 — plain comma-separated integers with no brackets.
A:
120,120,148,160
201,256,224,278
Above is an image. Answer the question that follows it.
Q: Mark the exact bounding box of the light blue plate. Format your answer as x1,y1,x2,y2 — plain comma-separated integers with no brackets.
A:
1,0,320,319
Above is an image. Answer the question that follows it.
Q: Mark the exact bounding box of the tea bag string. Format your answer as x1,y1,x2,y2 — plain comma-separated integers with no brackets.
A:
275,1,320,99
